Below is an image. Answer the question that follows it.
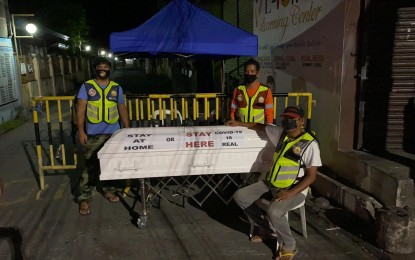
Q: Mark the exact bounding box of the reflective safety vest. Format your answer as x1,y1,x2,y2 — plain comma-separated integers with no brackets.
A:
266,132,315,188
234,85,269,123
84,80,120,124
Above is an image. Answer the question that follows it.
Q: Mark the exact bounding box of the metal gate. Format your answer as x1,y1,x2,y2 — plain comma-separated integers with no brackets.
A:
387,7,415,152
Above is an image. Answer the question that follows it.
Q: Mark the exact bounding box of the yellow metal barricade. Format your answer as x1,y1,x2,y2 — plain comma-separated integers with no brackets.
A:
32,96,78,197
31,92,313,195
276,92,313,130
125,93,226,127
125,92,312,127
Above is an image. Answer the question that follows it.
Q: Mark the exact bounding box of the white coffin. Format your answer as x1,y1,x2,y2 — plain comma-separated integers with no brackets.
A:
98,126,274,180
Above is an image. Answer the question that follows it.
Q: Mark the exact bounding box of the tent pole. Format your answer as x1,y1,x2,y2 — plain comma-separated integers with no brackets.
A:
221,60,225,94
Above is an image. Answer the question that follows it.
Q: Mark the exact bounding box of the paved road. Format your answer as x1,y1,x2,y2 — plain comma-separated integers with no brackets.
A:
0,118,385,259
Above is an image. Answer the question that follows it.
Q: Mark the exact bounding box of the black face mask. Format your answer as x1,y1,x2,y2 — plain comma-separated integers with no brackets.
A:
282,118,297,131
244,74,257,84
95,69,110,79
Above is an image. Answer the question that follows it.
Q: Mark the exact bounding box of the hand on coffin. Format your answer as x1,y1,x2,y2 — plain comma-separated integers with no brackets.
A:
225,120,265,131
225,119,241,127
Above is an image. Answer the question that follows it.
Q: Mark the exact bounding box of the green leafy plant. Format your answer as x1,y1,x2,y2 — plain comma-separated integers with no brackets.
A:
0,119,26,133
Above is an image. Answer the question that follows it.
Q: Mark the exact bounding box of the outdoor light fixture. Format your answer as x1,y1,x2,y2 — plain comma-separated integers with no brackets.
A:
58,43,69,50
99,50,106,56
25,23,37,34
43,28,69,41
11,14,37,60
80,44,91,53
10,13,38,110
107,53,113,58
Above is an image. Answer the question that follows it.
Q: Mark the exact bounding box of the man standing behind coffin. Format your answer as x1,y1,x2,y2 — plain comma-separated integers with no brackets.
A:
230,59,274,124
76,57,129,215
230,59,274,184
227,106,321,260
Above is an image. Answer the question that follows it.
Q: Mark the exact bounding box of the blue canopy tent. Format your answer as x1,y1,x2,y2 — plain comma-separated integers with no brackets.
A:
109,0,257,57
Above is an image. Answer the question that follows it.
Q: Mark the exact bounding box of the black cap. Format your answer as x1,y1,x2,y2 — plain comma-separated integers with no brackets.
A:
93,57,111,68
281,106,305,118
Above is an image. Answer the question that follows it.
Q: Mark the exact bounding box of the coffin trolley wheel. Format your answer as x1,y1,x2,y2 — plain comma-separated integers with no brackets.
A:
146,192,154,209
137,215,148,229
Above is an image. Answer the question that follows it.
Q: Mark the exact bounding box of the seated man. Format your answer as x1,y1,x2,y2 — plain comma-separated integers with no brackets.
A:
227,106,321,260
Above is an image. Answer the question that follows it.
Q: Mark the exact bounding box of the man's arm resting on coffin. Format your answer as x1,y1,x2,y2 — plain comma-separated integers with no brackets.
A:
225,119,266,132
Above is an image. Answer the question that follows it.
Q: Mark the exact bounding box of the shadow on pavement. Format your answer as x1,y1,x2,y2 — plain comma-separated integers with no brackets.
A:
118,188,141,228
324,208,377,247
0,227,24,260
22,139,83,203
187,187,278,256
116,179,162,228
22,141,41,190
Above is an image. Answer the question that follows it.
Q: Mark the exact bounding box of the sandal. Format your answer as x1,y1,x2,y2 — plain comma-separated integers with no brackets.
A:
250,225,278,243
249,235,263,243
104,191,119,202
275,248,298,260
79,201,91,215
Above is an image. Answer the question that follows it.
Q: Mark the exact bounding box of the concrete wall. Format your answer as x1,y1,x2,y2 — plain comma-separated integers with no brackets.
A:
18,54,89,116
0,102,20,124
0,0,7,38
0,0,20,124
312,171,383,223
310,1,413,207
54,75,65,96
249,0,413,208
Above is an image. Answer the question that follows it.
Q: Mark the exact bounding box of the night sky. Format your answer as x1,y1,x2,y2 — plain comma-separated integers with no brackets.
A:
82,1,161,47
9,0,163,48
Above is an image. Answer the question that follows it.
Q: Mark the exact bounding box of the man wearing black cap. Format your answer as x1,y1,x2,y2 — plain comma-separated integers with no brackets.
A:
76,57,129,215
227,106,321,260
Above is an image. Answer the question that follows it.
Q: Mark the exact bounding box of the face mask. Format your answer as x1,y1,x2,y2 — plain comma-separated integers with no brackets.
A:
282,118,298,131
95,69,110,79
244,74,257,84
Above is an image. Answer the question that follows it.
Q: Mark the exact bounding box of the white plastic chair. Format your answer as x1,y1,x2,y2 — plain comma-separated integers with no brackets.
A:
249,198,307,239
152,109,183,126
